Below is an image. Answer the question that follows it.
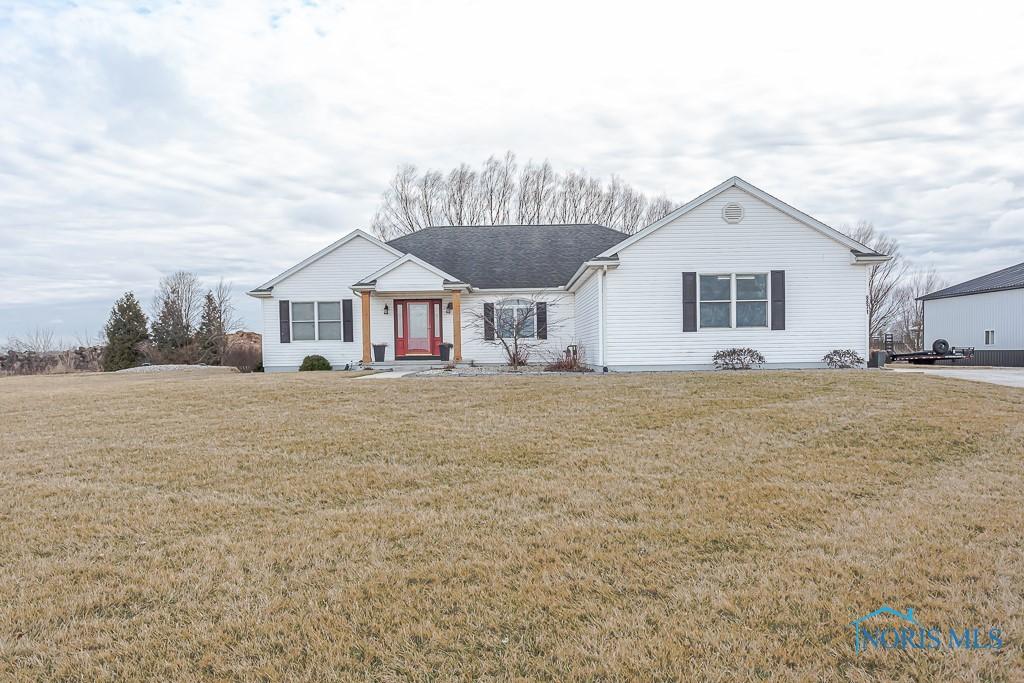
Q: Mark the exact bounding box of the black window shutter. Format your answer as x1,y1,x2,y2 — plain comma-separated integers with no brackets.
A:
771,270,786,330
483,303,495,340
681,272,697,332
342,299,354,342
536,302,547,339
279,300,291,343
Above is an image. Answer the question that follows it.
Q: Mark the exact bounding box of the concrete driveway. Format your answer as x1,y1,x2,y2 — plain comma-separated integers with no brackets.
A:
889,366,1024,389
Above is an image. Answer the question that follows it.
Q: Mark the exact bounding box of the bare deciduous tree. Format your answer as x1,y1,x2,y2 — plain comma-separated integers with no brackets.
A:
417,170,445,228
8,327,56,354
516,160,556,225
152,271,204,333
618,185,648,235
481,152,517,225
893,268,948,351
212,278,242,334
643,195,675,228
443,164,484,226
371,165,425,237
370,151,677,238
465,294,563,370
844,221,907,342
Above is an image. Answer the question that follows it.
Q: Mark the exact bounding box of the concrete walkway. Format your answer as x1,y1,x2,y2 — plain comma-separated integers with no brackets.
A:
889,367,1024,389
354,368,422,380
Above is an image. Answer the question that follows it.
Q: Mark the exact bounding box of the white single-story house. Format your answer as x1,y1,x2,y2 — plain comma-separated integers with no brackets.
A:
921,261,1024,366
248,177,887,372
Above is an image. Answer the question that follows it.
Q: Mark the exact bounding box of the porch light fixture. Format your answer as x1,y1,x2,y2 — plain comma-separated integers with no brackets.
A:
383,304,389,315
446,302,453,314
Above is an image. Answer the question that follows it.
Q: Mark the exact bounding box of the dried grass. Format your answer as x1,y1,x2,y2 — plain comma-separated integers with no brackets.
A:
0,370,1022,680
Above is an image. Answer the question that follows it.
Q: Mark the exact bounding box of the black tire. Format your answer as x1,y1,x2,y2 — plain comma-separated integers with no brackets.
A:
932,339,950,354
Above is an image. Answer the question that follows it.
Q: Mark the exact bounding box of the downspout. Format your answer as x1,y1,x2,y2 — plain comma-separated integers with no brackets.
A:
865,267,871,363
599,265,608,372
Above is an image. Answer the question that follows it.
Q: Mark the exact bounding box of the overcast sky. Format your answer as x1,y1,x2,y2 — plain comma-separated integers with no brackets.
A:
2,0,1023,343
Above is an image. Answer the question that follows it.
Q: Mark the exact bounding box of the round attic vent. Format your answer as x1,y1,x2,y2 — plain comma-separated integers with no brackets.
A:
722,202,744,224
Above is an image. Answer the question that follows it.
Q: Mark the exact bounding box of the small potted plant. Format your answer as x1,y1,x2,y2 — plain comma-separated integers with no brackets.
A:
372,342,388,362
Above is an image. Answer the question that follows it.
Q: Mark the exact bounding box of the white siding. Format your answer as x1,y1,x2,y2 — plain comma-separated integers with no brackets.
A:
573,271,602,366
261,235,398,370
459,291,575,364
265,284,576,368
924,289,1024,350
604,186,869,369
376,260,445,292
358,291,575,364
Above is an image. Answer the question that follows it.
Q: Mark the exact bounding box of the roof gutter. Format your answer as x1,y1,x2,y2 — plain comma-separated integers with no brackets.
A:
851,252,891,265
566,257,620,291
349,281,473,294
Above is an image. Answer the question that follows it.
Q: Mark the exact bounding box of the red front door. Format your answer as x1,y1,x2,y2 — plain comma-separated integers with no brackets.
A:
394,299,442,357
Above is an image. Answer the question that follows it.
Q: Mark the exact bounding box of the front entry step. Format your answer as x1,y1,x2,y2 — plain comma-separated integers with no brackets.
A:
356,368,423,379
368,360,473,370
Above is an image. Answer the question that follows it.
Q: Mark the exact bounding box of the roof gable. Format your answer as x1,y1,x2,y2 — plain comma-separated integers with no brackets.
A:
249,229,403,295
355,253,464,290
596,177,881,259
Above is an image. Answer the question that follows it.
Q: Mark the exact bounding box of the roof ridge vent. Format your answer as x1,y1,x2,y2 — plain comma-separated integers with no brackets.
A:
722,202,744,224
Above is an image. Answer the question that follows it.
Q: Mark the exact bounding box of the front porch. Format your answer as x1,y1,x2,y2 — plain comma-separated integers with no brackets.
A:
351,251,472,365
354,289,467,365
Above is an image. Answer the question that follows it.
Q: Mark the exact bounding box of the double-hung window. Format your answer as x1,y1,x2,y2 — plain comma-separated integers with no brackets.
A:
699,273,768,328
496,299,536,338
699,275,732,328
735,274,768,327
318,302,342,340
292,301,342,341
292,302,316,341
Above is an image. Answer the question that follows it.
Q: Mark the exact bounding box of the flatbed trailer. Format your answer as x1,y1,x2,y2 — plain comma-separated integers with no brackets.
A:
883,334,974,365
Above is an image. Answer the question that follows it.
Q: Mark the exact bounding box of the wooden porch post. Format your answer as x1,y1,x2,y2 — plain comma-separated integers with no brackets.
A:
451,290,462,362
361,291,372,364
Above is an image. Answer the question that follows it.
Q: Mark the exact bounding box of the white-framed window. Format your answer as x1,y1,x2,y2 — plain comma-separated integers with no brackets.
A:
292,302,316,341
735,274,768,327
318,302,342,340
292,301,341,341
496,299,536,338
699,275,732,328
699,273,769,329
984,329,995,345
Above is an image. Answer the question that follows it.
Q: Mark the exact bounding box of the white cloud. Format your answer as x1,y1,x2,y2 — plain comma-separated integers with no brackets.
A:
909,181,1016,219
990,208,1024,238
1,0,1023,337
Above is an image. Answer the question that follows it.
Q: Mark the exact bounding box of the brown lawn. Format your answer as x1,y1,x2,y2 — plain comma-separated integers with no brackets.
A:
0,369,1022,681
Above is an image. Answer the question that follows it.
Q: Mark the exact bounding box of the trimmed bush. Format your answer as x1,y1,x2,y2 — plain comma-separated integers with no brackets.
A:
299,354,332,371
822,349,865,369
712,347,766,370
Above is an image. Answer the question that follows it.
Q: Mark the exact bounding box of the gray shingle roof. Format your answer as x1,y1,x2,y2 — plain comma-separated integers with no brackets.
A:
387,224,628,289
919,261,1024,301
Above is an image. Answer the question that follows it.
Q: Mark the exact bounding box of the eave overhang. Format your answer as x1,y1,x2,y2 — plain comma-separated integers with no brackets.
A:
565,256,620,291
851,251,892,265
